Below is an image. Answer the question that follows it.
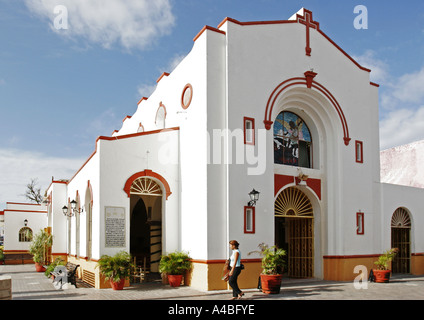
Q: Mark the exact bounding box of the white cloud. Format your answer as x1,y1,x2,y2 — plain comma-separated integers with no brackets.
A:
24,0,175,51
0,148,84,209
353,50,390,84
378,65,424,150
136,52,187,99
390,67,424,104
137,83,157,99
380,106,424,150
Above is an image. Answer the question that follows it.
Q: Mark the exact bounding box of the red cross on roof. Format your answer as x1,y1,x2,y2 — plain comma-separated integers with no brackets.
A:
296,9,320,56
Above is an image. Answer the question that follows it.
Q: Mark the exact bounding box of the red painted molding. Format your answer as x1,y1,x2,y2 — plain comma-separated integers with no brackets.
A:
296,9,319,56
191,258,262,264
4,209,47,214
217,16,296,29
304,70,318,88
217,12,371,73
323,254,379,259
243,117,255,145
412,253,424,257
275,174,321,200
370,82,380,87
274,174,295,196
193,25,226,42
181,83,193,110
156,72,170,83
6,202,43,206
123,169,172,200
264,76,351,146
67,127,180,185
137,97,148,105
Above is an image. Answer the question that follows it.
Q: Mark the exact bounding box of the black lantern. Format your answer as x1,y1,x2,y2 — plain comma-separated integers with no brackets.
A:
248,189,260,207
62,200,83,217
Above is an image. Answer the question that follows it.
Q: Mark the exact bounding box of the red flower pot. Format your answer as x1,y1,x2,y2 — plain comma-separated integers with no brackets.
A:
260,274,282,294
168,274,183,287
110,279,125,290
35,263,46,273
373,269,391,283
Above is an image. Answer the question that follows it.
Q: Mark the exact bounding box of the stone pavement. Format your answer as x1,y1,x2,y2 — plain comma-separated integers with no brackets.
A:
1,264,424,301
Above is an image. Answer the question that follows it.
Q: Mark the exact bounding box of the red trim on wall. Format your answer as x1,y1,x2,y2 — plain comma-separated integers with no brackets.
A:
87,180,93,206
122,115,132,122
193,25,226,42
275,174,321,200
181,83,193,110
123,169,172,200
217,12,371,73
137,97,148,105
274,174,295,196
370,82,380,87
67,127,180,185
6,202,43,206
244,206,255,234
356,212,364,235
243,117,255,145
264,75,351,146
4,210,47,214
323,254,379,259
355,140,364,163
296,9,319,57
156,72,170,83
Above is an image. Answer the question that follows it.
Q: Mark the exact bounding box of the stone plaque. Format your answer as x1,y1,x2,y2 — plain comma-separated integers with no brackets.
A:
105,207,126,248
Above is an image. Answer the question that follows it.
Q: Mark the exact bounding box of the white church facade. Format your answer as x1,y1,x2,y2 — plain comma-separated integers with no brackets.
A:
3,8,424,290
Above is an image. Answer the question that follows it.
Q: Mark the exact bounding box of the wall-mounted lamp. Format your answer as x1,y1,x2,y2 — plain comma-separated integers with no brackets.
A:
24,219,28,227
248,189,260,207
62,200,84,218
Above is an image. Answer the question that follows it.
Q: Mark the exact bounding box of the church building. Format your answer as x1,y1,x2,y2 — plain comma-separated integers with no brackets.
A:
3,8,424,291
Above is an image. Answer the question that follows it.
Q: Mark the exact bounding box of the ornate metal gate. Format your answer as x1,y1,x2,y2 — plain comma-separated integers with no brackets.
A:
275,187,314,278
391,208,411,274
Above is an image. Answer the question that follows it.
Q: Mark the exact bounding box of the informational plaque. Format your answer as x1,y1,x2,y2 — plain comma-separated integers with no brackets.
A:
105,207,126,248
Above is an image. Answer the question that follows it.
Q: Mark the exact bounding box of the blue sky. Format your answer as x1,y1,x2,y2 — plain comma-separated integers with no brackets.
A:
0,0,423,209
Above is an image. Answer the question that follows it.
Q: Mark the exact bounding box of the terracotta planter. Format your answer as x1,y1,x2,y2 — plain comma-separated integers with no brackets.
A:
35,263,46,273
110,279,125,290
373,269,391,283
168,274,183,287
260,274,282,294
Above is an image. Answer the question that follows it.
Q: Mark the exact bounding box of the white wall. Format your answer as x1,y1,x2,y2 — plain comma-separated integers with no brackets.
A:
381,183,424,255
4,203,47,252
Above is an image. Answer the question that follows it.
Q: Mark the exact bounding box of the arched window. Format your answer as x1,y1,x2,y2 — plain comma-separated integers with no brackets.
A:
274,111,312,168
155,103,166,129
19,227,33,242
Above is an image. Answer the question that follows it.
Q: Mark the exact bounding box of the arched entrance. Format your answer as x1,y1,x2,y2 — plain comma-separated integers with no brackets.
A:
129,177,163,274
391,208,411,274
275,187,314,278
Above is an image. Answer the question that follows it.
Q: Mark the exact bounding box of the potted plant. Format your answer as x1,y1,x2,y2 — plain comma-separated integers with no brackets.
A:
28,229,53,272
0,246,4,265
97,251,133,290
159,251,192,287
249,243,286,294
372,248,398,283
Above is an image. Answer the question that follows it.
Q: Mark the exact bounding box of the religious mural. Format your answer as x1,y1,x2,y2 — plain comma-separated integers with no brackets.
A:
274,111,312,168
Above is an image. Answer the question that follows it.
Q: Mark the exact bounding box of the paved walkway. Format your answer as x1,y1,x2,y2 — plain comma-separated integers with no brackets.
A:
1,264,424,301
